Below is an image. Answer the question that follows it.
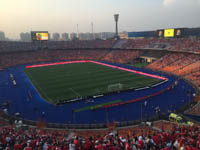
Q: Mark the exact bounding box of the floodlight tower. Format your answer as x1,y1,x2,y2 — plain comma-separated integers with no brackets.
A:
91,22,94,40
114,14,119,38
77,24,79,39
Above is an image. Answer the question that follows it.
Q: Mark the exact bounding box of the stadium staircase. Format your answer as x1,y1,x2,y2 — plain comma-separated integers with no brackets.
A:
161,54,187,71
183,68,200,77
160,54,185,70
66,131,75,140
98,49,113,61
172,61,200,75
112,39,127,49
147,53,170,70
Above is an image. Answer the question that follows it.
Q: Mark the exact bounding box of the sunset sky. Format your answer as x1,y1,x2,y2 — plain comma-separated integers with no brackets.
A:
0,0,200,39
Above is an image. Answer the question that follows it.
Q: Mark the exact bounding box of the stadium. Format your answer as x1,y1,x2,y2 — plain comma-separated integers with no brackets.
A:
0,36,197,125
1,2,200,148
0,28,200,148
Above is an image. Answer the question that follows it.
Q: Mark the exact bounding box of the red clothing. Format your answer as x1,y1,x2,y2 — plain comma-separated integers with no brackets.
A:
125,142,131,150
14,144,23,150
24,147,32,150
96,144,105,150
84,140,92,149
152,135,160,145
137,140,144,149
162,147,170,150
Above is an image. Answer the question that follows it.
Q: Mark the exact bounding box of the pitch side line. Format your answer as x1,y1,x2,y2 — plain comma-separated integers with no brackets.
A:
26,60,89,68
25,60,167,80
89,61,167,81
27,73,52,101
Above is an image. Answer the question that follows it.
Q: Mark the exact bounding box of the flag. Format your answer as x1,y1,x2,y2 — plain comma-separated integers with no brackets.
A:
144,101,147,107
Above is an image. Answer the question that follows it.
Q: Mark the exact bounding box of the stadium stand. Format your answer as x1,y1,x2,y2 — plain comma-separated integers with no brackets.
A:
103,50,142,64
0,37,200,52
161,54,199,73
147,53,183,70
0,40,115,52
121,39,151,49
119,37,200,52
147,52,200,87
174,61,200,76
1,38,200,150
0,50,111,69
0,120,199,150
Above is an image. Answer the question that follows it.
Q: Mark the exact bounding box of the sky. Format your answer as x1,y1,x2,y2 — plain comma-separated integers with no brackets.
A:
0,0,200,39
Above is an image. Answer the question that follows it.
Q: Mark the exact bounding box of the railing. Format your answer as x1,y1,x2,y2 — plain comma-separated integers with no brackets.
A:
0,109,167,129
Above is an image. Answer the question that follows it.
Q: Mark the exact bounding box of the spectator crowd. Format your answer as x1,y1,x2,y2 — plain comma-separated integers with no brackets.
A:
0,38,200,150
0,120,200,150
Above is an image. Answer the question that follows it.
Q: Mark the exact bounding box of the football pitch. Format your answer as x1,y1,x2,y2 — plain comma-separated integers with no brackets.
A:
25,61,162,104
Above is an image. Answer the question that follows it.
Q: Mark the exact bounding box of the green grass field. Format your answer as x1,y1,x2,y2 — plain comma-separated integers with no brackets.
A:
25,62,161,104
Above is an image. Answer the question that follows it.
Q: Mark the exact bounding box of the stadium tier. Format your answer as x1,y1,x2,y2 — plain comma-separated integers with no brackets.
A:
0,38,200,150
0,120,200,149
0,37,200,52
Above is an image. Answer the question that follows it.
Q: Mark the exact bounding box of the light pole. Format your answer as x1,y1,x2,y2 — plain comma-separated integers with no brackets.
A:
141,103,143,122
77,24,79,39
114,14,119,39
91,22,94,40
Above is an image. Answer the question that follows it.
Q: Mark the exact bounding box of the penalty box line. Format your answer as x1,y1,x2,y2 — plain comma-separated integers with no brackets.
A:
69,88,81,97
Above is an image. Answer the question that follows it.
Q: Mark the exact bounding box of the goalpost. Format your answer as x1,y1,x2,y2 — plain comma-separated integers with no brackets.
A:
107,83,124,92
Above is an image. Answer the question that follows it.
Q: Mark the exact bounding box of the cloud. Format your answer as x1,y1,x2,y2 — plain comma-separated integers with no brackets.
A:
163,0,176,6
163,0,200,6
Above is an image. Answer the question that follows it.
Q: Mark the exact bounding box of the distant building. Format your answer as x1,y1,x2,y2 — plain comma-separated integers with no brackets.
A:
77,32,115,40
78,33,85,40
101,32,115,40
68,32,115,41
94,33,101,40
70,33,78,40
88,33,94,40
119,32,128,39
20,32,31,42
48,33,51,41
62,33,69,41
0,31,6,41
52,33,60,41
79,33,93,40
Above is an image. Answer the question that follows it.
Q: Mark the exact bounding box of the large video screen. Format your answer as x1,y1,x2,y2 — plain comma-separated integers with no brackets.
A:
31,31,48,41
174,28,184,38
157,28,184,38
157,30,164,37
164,29,174,37
36,33,48,40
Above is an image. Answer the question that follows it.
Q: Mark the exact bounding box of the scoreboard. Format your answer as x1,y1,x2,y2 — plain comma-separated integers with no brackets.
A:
157,28,184,38
164,29,174,37
31,31,49,41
